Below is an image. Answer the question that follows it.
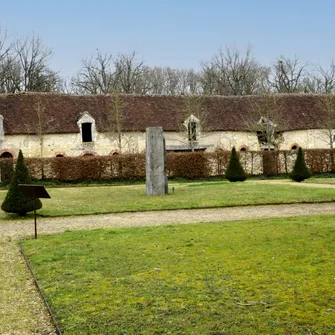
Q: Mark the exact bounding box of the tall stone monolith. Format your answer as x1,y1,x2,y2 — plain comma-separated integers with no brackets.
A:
146,127,168,196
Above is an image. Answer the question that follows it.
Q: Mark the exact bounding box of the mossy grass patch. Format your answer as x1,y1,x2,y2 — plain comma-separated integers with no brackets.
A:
22,215,335,334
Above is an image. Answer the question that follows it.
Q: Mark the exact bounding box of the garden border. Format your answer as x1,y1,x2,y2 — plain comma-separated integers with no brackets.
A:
19,243,63,335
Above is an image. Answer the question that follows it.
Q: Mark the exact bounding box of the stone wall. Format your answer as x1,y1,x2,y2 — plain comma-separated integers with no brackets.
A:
0,128,334,158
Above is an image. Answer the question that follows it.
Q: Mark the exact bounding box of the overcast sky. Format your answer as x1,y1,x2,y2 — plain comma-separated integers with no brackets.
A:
2,0,335,78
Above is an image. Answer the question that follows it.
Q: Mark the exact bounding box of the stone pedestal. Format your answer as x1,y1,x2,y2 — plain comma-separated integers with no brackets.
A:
146,127,168,196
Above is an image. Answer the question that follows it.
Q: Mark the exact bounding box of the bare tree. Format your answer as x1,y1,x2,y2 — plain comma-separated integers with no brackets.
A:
72,50,148,95
310,62,335,93
144,67,202,95
317,94,335,148
245,94,287,150
177,95,209,151
201,46,268,96
269,56,307,93
36,100,46,158
13,35,60,92
8,35,62,92
0,29,17,93
105,93,127,153
186,68,202,95
315,94,335,171
113,51,149,94
35,99,54,158
34,99,55,178
0,32,61,93
301,76,321,93
71,51,117,94
0,29,11,60
144,66,165,94
0,56,20,93
200,63,219,95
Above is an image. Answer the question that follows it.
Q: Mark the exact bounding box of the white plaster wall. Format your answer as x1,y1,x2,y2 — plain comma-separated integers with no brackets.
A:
281,129,335,150
2,129,333,158
2,132,145,158
164,131,259,151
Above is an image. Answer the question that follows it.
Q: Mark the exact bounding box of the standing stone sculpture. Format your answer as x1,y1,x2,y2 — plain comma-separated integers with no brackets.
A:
146,127,168,196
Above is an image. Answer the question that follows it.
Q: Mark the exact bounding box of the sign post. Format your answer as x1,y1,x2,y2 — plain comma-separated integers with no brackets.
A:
18,184,51,239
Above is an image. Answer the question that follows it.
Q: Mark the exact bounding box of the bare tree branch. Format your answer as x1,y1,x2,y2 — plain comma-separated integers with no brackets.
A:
201,45,268,95
269,56,307,93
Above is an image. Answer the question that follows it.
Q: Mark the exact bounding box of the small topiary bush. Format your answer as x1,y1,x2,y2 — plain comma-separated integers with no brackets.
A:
225,147,247,182
1,150,42,216
290,147,312,182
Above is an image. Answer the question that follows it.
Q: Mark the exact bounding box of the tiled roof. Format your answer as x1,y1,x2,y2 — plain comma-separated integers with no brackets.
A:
0,92,330,135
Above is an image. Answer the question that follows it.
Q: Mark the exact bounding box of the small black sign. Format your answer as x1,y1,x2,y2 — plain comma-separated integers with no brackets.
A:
18,184,51,239
19,184,51,199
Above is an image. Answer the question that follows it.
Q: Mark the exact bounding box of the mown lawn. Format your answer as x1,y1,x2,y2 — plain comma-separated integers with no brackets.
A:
22,215,335,335
306,177,335,184
1,180,335,218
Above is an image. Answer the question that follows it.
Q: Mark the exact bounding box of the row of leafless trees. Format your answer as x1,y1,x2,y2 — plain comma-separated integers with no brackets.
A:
71,47,335,96
0,30,62,93
1,29,335,95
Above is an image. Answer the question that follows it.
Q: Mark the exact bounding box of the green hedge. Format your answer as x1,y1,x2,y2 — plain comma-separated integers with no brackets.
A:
0,149,333,182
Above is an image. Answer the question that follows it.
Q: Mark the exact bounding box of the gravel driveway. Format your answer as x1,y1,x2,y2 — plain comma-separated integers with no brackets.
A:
1,202,335,335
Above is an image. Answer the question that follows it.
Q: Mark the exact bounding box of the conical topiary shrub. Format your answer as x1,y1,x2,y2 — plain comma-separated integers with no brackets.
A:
290,147,312,182
1,150,42,216
225,147,247,182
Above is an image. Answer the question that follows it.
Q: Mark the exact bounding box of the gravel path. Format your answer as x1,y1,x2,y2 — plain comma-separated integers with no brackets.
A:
1,202,335,239
1,201,335,334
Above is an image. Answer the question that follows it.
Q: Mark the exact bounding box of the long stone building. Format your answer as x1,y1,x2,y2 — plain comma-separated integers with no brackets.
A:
0,92,333,158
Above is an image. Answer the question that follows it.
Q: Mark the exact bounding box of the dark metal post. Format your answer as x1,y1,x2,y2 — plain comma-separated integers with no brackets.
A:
18,184,51,239
34,198,37,239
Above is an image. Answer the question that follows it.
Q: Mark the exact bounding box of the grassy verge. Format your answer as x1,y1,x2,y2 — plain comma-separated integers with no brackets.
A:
0,180,334,218
22,215,335,334
306,177,335,184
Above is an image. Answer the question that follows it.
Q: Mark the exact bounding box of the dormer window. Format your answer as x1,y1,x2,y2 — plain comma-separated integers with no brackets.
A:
82,123,92,142
77,112,96,144
188,121,197,141
184,114,200,143
256,116,279,148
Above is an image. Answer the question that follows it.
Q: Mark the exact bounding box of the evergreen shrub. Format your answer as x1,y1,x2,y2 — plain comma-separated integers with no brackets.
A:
1,150,42,216
225,147,247,182
290,147,312,182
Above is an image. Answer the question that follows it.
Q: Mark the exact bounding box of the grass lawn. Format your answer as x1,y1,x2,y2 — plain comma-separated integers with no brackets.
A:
306,177,335,184
22,215,335,335
1,180,335,218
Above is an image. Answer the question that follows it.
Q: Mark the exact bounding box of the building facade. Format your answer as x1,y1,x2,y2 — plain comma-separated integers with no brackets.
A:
0,93,333,158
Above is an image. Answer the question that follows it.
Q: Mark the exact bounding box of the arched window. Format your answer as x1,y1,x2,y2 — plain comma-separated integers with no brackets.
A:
290,144,299,150
239,145,248,152
81,151,97,157
0,150,14,159
0,152,12,158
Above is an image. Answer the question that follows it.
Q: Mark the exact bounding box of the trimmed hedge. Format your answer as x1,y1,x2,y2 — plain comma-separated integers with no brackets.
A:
47,154,146,182
0,148,332,182
0,158,14,184
167,152,211,179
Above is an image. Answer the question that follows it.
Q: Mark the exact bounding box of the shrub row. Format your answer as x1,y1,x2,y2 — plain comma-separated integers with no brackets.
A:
0,149,334,182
